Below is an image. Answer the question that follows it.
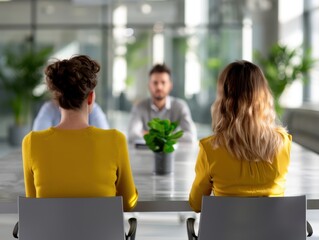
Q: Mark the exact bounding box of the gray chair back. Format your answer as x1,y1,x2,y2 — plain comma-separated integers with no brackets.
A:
18,196,126,240
198,195,306,240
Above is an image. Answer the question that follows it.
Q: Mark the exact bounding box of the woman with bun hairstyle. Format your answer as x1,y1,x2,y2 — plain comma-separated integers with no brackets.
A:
189,60,292,212
22,55,138,211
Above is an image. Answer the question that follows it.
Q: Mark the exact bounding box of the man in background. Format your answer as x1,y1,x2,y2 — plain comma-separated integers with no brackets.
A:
33,100,109,130
128,63,197,143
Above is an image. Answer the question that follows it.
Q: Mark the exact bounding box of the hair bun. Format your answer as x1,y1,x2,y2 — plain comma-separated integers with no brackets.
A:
49,60,78,93
45,55,99,110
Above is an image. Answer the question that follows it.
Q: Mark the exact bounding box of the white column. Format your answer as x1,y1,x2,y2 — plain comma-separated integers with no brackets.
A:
184,0,208,98
278,0,304,108
112,5,127,96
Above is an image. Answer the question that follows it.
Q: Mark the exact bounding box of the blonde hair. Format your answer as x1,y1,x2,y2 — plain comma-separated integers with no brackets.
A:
211,60,286,162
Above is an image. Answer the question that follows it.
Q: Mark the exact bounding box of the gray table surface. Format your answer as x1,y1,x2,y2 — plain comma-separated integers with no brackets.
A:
0,142,318,213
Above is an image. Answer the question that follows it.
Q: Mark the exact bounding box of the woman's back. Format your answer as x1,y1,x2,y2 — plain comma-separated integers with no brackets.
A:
23,127,138,210
199,130,291,197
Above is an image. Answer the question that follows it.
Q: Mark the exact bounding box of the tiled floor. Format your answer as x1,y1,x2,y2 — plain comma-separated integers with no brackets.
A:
125,212,196,240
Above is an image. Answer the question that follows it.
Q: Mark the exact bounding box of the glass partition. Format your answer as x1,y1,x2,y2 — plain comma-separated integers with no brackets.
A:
4,0,317,137
0,1,31,25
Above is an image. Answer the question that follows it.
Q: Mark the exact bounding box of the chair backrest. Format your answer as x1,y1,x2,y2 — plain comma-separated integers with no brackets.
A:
18,196,126,240
198,195,306,240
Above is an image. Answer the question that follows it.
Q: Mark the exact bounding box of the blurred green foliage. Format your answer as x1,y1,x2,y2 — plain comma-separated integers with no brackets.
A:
0,43,53,125
254,43,316,116
125,32,150,88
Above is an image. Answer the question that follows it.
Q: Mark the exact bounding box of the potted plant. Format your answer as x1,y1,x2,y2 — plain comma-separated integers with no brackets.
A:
0,43,53,145
144,118,184,175
254,43,316,116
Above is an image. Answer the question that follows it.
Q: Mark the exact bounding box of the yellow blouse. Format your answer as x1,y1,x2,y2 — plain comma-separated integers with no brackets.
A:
22,127,138,211
189,131,292,212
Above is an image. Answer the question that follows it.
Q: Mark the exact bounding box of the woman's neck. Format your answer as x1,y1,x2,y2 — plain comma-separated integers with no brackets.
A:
56,107,89,129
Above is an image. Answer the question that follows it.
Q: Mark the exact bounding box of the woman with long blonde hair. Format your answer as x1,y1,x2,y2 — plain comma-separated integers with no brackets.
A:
189,60,291,212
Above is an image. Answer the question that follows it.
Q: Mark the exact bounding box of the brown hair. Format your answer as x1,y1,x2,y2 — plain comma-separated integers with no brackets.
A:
211,60,286,162
45,55,100,110
149,63,171,77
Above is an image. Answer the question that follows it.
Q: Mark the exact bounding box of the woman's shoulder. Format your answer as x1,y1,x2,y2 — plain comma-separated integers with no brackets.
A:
89,127,127,140
22,128,54,146
27,128,55,138
199,135,216,148
275,127,292,142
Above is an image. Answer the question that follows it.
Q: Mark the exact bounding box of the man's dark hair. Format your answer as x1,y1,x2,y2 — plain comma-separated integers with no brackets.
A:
149,63,171,77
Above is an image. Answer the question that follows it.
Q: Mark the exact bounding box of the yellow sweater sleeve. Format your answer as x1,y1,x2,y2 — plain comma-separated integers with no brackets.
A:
189,142,212,212
115,131,139,211
22,133,36,197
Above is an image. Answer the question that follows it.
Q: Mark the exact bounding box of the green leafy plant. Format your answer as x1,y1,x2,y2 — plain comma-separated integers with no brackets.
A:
144,118,184,153
125,32,149,88
254,43,316,116
0,43,53,125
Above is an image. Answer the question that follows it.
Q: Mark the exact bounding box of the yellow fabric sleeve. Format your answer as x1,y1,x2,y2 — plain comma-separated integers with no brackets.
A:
189,142,212,212
115,131,139,211
22,134,36,198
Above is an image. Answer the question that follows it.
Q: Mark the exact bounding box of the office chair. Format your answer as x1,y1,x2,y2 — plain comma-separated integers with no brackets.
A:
13,196,137,240
187,195,313,240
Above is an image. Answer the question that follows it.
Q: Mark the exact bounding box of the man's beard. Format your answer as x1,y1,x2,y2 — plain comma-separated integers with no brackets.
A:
153,95,166,101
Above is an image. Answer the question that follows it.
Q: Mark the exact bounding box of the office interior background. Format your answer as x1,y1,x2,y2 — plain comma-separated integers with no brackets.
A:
0,1,319,239
0,0,319,141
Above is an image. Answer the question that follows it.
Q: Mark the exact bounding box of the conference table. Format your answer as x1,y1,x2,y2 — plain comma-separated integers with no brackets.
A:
0,141,319,213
